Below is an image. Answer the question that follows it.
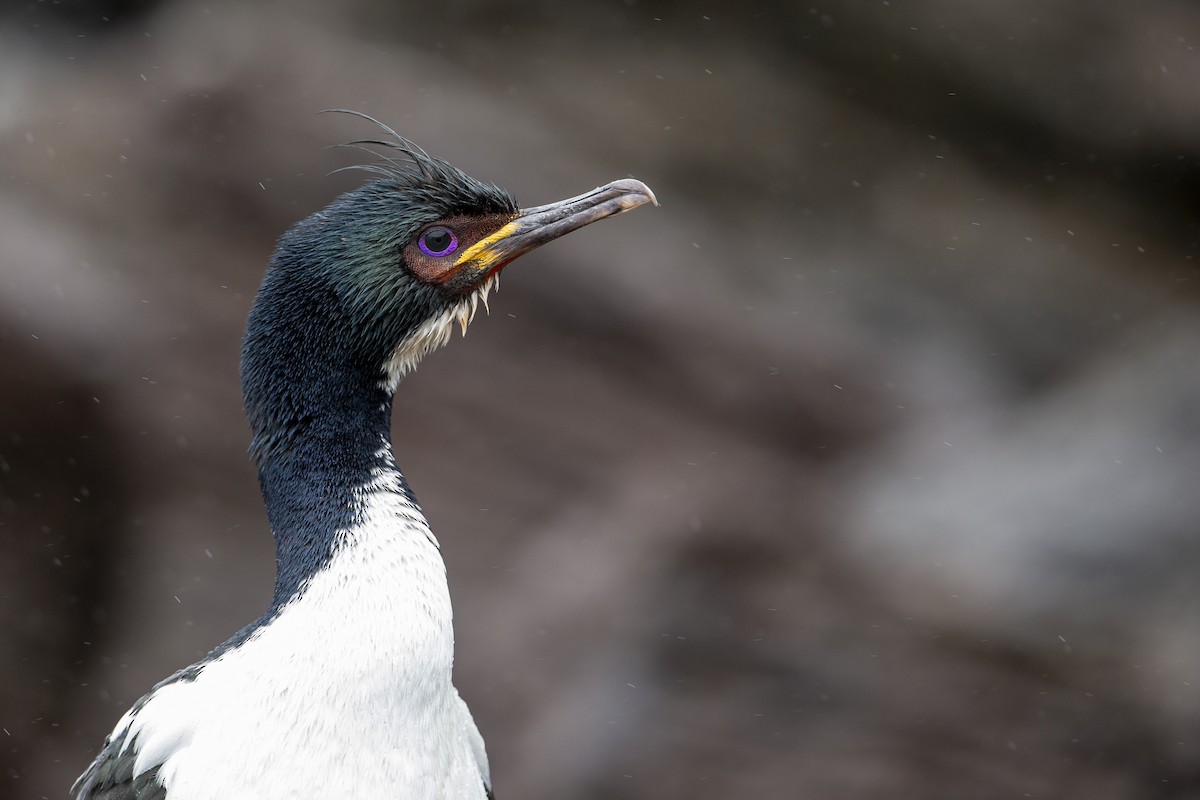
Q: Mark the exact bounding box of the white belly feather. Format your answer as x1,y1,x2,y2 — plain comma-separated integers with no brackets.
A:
109,477,490,800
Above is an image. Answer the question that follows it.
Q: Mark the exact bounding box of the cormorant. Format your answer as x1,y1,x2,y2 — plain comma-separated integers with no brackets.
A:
72,111,656,800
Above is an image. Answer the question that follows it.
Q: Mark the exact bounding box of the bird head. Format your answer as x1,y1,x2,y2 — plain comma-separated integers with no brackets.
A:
241,113,656,462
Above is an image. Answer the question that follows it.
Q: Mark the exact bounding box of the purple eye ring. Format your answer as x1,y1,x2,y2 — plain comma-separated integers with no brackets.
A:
418,226,458,257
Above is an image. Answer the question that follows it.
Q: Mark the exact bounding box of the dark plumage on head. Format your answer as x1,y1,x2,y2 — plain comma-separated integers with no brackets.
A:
327,110,516,220
241,115,516,462
240,112,657,464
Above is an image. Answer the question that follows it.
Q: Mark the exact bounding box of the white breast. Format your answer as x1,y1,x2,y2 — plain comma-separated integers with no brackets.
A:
112,472,490,800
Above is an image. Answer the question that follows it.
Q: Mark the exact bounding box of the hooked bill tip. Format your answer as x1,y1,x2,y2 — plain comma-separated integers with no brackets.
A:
608,178,659,208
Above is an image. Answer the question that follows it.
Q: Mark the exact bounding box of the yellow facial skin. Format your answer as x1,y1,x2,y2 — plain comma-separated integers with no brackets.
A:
452,220,520,274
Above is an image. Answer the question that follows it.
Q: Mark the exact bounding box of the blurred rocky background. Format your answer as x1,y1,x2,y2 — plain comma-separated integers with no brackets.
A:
2,0,1198,798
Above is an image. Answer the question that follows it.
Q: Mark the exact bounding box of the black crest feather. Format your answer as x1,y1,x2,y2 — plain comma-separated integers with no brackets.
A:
319,109,516,213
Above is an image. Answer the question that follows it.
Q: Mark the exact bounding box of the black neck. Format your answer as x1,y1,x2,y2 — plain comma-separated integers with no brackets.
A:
255,379,410,606
241,219,440,608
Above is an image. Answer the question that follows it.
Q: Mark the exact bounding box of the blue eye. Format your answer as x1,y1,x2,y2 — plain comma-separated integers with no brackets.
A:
418,226,458,257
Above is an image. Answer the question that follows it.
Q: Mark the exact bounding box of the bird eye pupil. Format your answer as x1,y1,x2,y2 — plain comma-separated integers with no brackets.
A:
419,227,458,257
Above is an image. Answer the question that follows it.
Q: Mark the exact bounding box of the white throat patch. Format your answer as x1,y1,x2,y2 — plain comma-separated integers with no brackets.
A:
382,275,498,393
